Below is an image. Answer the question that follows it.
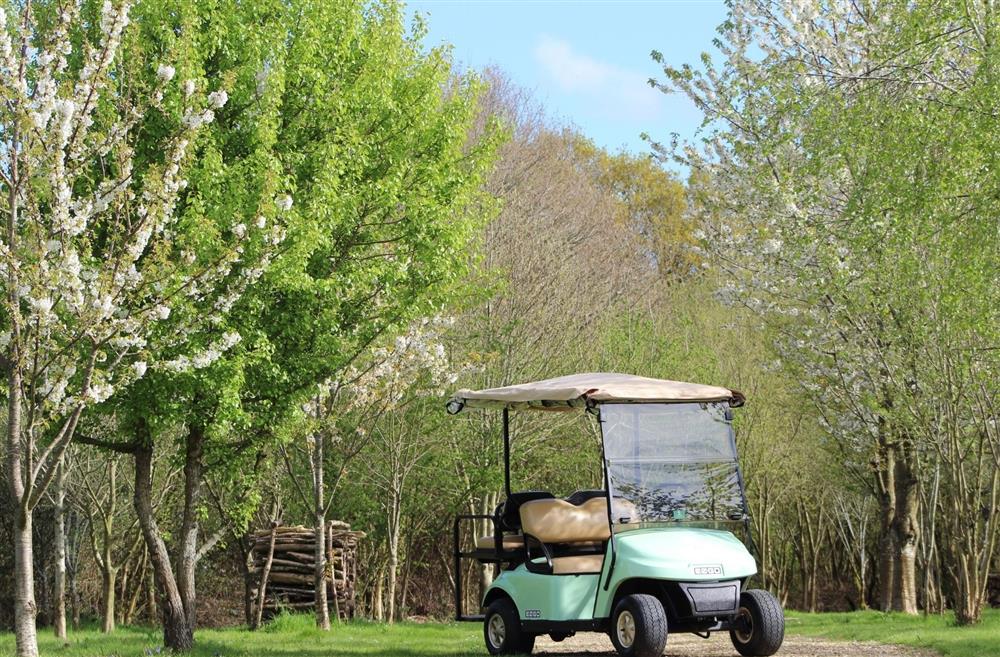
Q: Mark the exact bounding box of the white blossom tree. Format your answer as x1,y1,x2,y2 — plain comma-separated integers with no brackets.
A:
653,0,999,619
0,2,280,654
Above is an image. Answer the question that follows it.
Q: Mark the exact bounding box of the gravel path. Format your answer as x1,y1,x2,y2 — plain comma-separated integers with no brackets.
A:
534,631,937,657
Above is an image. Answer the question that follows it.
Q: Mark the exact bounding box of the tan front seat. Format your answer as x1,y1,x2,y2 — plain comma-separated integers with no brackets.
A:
520,497,612,543
519,497,610,574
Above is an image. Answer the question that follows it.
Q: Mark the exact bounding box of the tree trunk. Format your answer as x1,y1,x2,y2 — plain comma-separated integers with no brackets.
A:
9,361,38,657
892,455,920,614
101,567,116,634
876,439,896,612
253,524,278,630
386,487,402,623
312,430,330,630
134,436,192,651
52,459,68,640
13,508,38,657
69,564,81,630
178,425,204,635
373,568,384,621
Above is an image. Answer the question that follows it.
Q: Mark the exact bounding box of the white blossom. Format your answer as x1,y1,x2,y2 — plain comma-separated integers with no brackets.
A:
207,89,228,108
87,381,115,404
277,195,293,212
156,64,175,82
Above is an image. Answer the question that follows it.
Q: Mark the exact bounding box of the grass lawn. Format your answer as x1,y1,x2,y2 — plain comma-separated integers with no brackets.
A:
0,614,482,657
4,609,1000,656
785,608,1000,657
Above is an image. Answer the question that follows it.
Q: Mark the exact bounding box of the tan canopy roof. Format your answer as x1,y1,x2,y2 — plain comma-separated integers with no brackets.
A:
447,373,744,413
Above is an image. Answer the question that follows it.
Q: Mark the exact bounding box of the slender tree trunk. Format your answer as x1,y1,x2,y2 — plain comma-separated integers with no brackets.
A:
146,561,157,624
52,459,68,640
386,485,402,623
13,508,38,656
69,564,81,630
893,455,920,614
253,523,278,630
100,567,116,634
134,436,192,651
178,425,204,635
9,363,38,657
876,439,897,612
373,567,384,621
313,434,330,630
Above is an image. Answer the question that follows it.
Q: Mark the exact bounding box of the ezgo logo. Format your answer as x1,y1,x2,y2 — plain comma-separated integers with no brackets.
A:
691,564,723,576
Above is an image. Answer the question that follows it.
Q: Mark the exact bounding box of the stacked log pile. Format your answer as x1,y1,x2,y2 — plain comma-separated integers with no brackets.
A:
248,521,365,620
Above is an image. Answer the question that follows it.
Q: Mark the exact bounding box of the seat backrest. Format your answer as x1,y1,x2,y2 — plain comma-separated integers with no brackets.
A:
520,497,611,543
499,491,554,532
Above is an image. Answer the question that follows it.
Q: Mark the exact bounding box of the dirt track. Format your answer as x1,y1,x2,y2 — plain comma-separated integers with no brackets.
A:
534,631,937,657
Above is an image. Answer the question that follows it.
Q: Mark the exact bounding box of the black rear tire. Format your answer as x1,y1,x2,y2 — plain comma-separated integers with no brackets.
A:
730,589,784,656
609,593,668,657
484,597,535,655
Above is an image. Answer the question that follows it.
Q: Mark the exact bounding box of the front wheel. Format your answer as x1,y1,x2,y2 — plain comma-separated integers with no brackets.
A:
730,589,784,656
484,598,535,655
609,593,668,657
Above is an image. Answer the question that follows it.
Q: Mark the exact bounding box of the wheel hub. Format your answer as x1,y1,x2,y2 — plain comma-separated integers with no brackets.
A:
487,614,506,648
616,609,636,648
733,606,753,644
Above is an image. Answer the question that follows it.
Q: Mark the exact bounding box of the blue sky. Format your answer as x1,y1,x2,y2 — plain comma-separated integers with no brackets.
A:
407,0,727,167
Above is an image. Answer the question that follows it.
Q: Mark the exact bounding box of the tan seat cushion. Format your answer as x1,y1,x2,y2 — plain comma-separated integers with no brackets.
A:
475,534,524,551
551,554,605,575
520,497,611,543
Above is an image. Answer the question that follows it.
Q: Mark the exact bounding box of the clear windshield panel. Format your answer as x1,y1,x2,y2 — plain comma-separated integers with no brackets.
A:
607,461,744,523
602,403,736,462
601,403,744,527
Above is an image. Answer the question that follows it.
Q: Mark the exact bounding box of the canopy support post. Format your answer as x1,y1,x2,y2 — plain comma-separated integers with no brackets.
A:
502,407,511,497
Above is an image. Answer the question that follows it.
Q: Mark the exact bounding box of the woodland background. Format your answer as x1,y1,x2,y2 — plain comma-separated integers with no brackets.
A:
0,1,997,656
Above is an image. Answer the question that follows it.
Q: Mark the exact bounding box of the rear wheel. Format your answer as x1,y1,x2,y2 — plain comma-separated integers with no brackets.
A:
609,593,668,657
484,598,535,655
730,589,784,656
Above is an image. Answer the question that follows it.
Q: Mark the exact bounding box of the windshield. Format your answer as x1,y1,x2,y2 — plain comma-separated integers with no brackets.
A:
600,402,745,529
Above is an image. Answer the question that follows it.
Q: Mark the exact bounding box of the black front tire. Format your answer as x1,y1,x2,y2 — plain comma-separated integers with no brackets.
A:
730,589,784,656
484,598,535,655
609,593,668,657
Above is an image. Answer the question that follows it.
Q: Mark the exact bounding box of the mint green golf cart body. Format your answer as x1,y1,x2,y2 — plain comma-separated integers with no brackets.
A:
447,373,777,655
488,527,757,623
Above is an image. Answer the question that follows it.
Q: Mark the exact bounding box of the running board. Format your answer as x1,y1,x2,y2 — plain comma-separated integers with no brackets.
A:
457,614,485,622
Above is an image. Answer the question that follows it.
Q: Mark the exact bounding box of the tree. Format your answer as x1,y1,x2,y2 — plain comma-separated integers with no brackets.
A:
653,0,1000,618
0,1,274,653
79,0,496,647
573,139,693,279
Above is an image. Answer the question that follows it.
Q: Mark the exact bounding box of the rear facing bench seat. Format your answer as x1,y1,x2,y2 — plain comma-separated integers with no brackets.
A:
475,533,525,551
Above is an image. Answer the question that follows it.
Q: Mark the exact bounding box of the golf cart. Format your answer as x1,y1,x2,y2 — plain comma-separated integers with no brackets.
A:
448,373,784,657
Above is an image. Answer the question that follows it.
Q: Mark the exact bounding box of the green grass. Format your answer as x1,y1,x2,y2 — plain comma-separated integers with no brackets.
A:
785,609,1000,657
5,609,1000,656
0,614,482,657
